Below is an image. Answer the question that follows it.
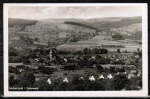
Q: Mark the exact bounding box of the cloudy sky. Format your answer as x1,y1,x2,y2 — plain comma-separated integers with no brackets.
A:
8,5,142,19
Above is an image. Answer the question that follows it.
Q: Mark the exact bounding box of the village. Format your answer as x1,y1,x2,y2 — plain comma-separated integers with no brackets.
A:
8,17,142,91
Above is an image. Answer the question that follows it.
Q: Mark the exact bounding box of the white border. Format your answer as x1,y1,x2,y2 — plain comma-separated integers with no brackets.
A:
4,3,148,97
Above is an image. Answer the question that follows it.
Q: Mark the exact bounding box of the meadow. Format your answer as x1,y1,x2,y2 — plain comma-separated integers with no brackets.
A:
57,35,141,52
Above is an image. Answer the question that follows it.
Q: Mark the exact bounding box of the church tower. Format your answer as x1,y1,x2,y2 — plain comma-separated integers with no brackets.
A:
49,41,52,62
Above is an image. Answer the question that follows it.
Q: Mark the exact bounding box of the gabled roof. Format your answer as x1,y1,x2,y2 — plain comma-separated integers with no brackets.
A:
47,78,51,84
99,75,104,79
107,74,113,79
89,75,95,81
63,77,69,83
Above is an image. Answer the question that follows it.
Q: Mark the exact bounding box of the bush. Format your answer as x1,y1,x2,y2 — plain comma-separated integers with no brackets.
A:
112,34,124,40
112,75,129,90
23,59,30,64
34,78,52,91
117,49,120,53
9,76,19,87
21,72,35,84
9,50,17,56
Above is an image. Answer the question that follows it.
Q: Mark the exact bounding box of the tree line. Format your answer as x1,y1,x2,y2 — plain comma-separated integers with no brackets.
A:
9,72,142,91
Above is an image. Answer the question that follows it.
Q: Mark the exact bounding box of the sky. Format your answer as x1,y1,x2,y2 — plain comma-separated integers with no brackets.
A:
8,5,142,19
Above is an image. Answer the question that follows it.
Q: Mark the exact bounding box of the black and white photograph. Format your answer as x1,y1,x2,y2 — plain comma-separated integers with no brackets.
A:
4,3,148,97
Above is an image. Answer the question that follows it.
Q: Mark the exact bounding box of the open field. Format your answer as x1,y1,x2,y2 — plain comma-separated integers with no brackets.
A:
25,20,92,32
57,35,141,52
8,18,37,27
101,64,135,69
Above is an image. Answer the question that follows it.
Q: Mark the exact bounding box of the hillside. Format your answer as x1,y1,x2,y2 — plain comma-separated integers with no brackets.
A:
8,18,37,27
134,31,142,40
64,21,101,31
95,16,142,28
59,16,142,30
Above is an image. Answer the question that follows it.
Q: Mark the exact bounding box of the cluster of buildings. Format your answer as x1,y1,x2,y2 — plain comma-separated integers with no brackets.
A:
102,53,141,65
39,68,142,85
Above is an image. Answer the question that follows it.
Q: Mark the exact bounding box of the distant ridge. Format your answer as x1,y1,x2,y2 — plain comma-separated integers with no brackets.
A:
42,16,141,20
8,18,37,27
95,16,142,28
8,16,142,29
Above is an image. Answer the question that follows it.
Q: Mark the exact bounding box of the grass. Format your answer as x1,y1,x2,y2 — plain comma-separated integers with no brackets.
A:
101,64,135,69
110,23,142,33
57,35,141,52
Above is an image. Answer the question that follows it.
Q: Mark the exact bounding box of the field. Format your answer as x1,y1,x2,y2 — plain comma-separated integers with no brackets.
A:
101,64,135,69
8,18,37,27
25,20,90,32
57,34,141,52
110,23,142,35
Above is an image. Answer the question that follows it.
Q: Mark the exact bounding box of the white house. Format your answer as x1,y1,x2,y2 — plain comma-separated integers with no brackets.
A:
19,69,24,73
64,58,67,62
35,78,40,82
128,74,135,79
79,76,84,80
47,78,51,84
63,77,69,83
89,75,95,81
19,69,22,73
35,58,39,62
137,73,141,77
91,55,96,59
107,74,113,79
99,75,104,79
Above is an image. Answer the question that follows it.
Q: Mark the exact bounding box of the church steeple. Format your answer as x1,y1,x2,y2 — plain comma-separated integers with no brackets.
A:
49,40,52,62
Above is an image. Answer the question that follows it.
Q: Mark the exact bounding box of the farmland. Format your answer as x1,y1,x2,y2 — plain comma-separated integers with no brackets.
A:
57,34,141,51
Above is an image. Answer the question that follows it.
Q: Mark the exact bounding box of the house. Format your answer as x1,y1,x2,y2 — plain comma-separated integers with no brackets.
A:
35,78,40,82
135,55,139,58
47,78,51,84
91,55,96,59
64,58,67,62
117,72,119,75
34,58,39,62
128,74,135,79
138,70,142,74
63,77,69,83
137,73,141,77
130,70,136,74
137,70,141,77
93,65,96,68
19,69,24,73
124,71,127,74
79,76,84,80
89,75,95,81
99,75,104,79
107,74,113,79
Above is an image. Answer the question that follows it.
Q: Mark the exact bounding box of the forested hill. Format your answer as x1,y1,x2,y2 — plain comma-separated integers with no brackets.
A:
63,16,141,29
8,18,37,27
64,21,101,31
134,31,142,40
95,16,142,28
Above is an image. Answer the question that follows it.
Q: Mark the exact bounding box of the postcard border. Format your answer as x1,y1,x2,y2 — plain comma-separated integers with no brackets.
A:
4,3,148,97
